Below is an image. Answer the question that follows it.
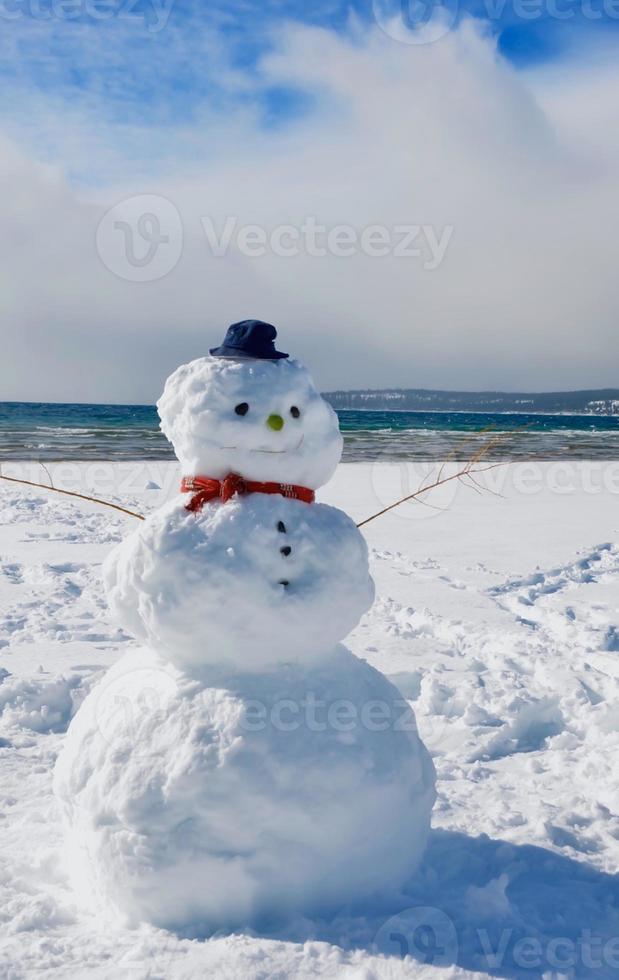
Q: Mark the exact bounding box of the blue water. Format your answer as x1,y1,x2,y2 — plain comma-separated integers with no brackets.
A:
0,402,618,461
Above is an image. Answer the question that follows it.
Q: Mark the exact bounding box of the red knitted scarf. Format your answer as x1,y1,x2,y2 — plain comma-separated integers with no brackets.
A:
181,474,315,513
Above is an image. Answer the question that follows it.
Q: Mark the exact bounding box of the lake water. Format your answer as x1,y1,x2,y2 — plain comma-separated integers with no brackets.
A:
0,402,618,462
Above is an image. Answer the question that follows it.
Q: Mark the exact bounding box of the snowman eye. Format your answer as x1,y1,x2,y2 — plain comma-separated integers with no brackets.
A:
290,406,301,419
235,403,249,416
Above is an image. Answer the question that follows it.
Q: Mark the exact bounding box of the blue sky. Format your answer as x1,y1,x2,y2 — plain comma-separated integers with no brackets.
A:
1,0,617,399
1,0,617,149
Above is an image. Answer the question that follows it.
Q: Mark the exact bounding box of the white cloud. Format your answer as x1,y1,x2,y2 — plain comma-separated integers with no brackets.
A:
1,19,618,401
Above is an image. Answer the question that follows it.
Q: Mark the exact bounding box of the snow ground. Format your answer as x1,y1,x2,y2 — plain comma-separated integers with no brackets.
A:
0,459,618,979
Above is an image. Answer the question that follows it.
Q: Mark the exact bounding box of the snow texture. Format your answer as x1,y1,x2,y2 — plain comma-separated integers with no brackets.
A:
1,461,619,976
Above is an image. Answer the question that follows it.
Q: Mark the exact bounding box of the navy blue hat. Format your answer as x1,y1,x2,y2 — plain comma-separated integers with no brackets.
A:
210,320,289,360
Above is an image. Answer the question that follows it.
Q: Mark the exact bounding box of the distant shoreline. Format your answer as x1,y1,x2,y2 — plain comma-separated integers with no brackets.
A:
333,407,619,418
324,388,619,417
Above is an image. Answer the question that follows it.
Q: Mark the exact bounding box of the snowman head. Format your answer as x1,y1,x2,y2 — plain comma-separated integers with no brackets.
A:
158,328,343,489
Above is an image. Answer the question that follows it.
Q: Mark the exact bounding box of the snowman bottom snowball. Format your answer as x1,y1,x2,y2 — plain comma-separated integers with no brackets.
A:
53,322,436,932
54,646,436,932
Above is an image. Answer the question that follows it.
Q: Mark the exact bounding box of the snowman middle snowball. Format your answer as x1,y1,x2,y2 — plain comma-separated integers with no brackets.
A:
54,334,436,933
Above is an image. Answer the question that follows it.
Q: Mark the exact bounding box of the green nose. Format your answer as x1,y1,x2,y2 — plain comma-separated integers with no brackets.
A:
267,414,284,431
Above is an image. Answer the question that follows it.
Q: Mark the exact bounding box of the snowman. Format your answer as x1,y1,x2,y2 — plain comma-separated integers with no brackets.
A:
54,321,435,933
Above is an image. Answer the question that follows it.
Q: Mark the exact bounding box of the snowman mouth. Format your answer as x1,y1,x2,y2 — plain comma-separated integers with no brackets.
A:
220,436,305,454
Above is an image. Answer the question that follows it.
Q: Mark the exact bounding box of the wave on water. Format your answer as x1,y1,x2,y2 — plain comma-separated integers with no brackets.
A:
0,403,618,462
